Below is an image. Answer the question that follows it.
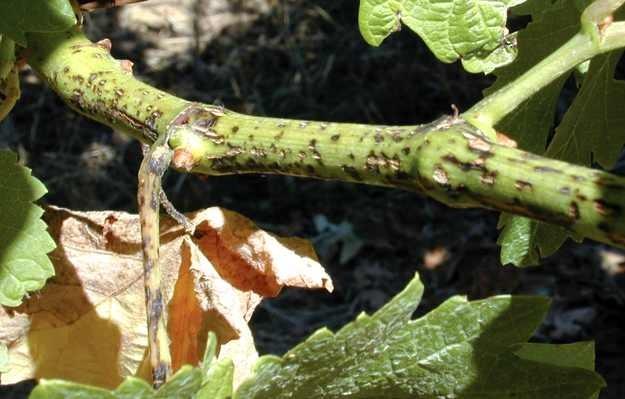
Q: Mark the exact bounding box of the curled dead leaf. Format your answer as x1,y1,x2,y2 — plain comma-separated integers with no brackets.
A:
0,206,331,389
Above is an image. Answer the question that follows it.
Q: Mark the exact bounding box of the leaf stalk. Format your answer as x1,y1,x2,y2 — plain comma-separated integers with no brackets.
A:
464,3,625,131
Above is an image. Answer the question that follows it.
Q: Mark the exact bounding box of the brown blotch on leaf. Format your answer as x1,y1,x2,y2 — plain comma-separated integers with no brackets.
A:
102,214,119,248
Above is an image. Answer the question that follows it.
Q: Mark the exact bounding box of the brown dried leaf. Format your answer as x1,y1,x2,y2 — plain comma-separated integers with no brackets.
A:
0,206,331,389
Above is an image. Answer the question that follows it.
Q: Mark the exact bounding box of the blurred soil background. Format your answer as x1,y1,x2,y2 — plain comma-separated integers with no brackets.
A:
1,0,624,397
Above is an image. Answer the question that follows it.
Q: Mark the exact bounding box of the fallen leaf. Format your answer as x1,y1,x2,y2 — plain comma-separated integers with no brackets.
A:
0,206,331,389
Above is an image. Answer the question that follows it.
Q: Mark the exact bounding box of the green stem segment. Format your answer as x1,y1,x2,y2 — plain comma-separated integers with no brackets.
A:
26,29,625,250
465,17,625,131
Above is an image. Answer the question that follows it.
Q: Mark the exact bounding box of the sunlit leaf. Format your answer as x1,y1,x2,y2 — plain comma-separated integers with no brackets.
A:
0,150,55,307
358,0,524,73
0,0,76,46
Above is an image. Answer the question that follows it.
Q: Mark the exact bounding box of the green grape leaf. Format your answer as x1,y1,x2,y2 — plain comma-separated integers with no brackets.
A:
514,342,599,399
113,378,154,399
0,150,55,306
0,0,76,46
358,0,524,74
21,275,605,398
27,338,233,399
487,1,582,266
546,50,625,168
153,366,203,398
196,359,234,399
235,273,605,399
515,342,595,370
29,366,203,399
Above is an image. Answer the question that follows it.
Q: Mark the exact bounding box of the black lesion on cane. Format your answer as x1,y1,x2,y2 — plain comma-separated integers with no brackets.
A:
150,188,160,211
594,199,622,216
153,364,168,387
443,154,485,172
144,258,155,274
598,222,612,233
142,234,153,251
568,201,581,221
534,165,562,174
150,290,164,321
515,180,533,192
147,156,168,176
342,165,362,181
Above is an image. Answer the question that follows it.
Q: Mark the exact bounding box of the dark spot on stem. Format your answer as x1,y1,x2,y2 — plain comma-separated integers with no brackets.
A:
144,258,154,274
534,166,562,174
390,131,403,142
153,364,168,388
598,222,612,233
150,190,159,211
568,201,580,220
480,170,497,186
342,165,362,181
594,200,621,216
515,180,533,191
432,166,449,186
374,131,384,143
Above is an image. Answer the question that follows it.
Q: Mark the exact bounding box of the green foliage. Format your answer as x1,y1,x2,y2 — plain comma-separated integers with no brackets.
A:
489,1,580,266
23,274,605,398
491,1,625,266
546,50,625,168
0,0,76,46
514,342,600,399
514,342,595,370
235,273,604,398
358,0,522,73
0,150,55,307
30,367,203,399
